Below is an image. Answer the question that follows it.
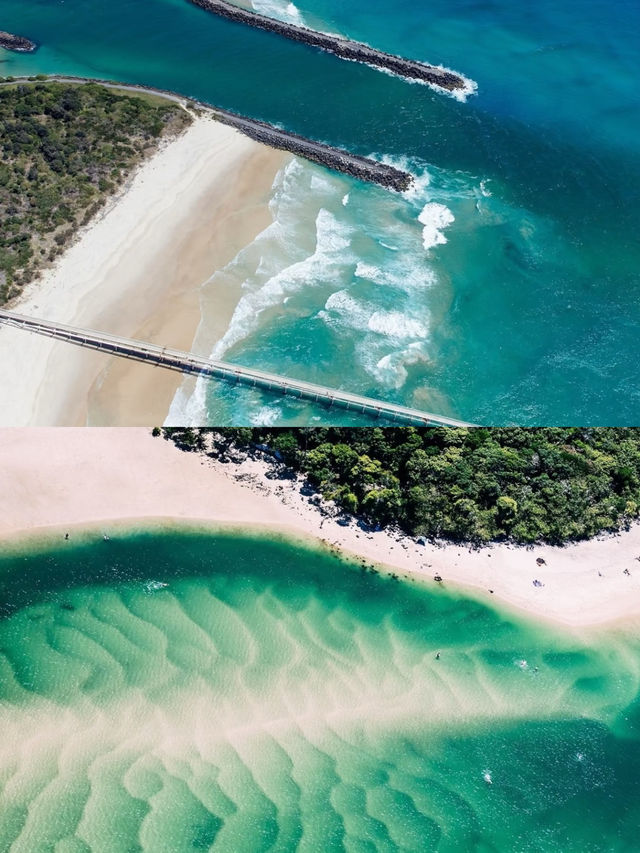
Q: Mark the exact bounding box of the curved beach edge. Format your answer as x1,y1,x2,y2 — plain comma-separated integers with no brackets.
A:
2,427,640,631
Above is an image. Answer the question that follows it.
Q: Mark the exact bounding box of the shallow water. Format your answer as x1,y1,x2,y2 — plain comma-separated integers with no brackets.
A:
0,529,639,851
2,0,639,424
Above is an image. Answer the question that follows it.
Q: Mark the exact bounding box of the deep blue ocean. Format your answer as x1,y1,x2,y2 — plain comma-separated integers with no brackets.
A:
1,0,639,424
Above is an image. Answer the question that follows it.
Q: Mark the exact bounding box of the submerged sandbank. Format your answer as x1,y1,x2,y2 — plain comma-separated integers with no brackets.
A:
1,428,640,629
0,115,287,426
3,514,635,852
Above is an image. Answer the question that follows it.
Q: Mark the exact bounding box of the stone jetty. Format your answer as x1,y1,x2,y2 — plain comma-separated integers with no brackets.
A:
211,106,413,191
0,74,413,191
187,0,466,91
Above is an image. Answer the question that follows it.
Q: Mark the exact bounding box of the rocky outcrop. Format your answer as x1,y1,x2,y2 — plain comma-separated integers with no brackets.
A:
187,0,465,91
0,31,37,52
211,106,413,191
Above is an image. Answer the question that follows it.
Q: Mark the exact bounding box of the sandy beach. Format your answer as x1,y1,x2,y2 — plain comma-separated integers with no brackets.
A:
1,427,640,629
0,114,287,426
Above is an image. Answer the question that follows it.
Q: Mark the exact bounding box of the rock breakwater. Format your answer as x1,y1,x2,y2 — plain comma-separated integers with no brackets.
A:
0,74,412,190
212,107,413,190
0,31,37,53
187,0,466,92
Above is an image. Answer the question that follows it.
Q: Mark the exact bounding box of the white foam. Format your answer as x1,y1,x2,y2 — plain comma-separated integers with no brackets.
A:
323,290,367,327
418,202,455,250
323,293,428,344
342,193,350,206
251,0,304,25
372,342,429,389
368,311,427,339
355,261,386,284
211,207,355,360
480,180,493,198
372,62,478,102
375,153,432,202
165,372,209,426
250,405,283,426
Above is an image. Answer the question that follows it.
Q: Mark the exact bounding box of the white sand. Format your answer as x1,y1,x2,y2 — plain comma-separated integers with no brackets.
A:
1,428,640,630
0,115,284,426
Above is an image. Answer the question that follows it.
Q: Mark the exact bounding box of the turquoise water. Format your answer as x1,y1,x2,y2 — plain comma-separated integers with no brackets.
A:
0,528,639,851
1,0,639,424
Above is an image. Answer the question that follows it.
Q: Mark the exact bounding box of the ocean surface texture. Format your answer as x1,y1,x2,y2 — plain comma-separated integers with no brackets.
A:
1,0,639,424
0,529,639,851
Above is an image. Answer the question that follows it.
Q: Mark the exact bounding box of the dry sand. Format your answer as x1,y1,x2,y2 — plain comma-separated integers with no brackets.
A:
0,115,287,426
1,427,640,630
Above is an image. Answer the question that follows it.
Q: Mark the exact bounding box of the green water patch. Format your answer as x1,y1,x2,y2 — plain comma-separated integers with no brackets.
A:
0,529,639,850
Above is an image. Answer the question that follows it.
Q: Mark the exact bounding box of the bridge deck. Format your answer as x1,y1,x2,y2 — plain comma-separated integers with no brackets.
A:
0,310,472,427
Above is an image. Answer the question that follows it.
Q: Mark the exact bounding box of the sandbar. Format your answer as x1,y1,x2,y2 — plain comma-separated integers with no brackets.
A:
1,428,640,630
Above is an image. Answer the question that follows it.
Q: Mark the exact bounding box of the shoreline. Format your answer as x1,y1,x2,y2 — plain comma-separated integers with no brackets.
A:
0,112,287,425
1,428,640,631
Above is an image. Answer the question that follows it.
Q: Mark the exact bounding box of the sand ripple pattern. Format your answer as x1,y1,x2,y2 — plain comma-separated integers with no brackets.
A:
0,531,639,851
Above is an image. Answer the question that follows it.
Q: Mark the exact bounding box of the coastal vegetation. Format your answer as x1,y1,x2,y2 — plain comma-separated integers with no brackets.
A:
0,81,191,302
163,427,640,545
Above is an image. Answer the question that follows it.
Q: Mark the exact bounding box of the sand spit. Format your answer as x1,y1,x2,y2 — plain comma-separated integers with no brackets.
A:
0,116,286,426
1,428,640,629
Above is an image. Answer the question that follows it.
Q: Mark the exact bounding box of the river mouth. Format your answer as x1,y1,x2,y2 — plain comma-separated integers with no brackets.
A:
1,0,639,424
1,527,639,851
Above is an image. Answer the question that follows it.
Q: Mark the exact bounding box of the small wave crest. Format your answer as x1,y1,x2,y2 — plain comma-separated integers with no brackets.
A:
250,405,283,426
371,62,477,102
211,204,354,361
321,291,430,389
251,0,305,25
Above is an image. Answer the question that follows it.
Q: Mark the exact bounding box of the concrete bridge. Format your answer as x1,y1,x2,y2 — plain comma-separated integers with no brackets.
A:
0,310,472,427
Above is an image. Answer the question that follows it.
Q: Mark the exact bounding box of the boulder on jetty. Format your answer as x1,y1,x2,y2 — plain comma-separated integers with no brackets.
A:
212,107,413,192
0,31,37,52
187,0,466,92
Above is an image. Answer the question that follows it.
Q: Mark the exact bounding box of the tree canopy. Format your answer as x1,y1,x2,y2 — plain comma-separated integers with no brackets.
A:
0,80,190,301
163,427,640,545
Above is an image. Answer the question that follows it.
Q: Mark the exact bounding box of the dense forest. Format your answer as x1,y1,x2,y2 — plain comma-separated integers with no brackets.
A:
162,427,640,545
0,80,191,301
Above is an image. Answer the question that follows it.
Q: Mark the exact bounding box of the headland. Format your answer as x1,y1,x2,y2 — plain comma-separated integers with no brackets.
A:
0,76,415,426
0,86,287,425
